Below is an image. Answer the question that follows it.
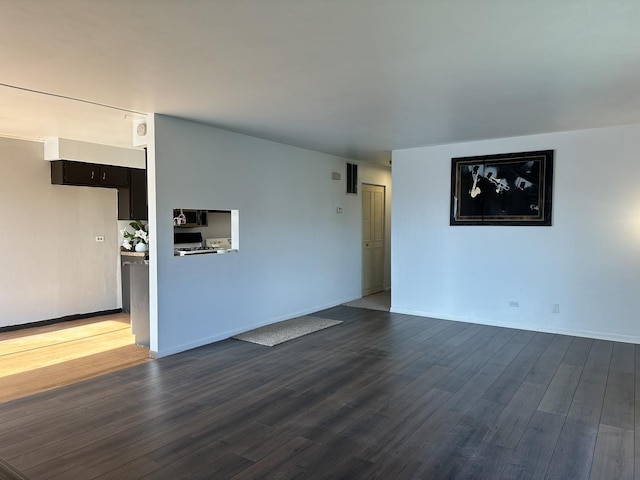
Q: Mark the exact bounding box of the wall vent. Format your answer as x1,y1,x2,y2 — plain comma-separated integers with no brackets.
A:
346,163,358,194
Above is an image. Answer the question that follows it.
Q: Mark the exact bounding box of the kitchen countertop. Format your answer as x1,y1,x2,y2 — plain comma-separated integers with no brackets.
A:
120,250,147,257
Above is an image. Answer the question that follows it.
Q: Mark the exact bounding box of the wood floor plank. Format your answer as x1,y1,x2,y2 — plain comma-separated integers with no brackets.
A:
488,329,537,367
0,329,140,375
483,381,548,449
545,418,598,480
610,342,635,374
443,356,516,415
24,400,215,480
0,320,131,356
165,453,254,480
435,324,502,369
0,456,31,480
0,319,131,356
524,335,572,386
224,423,301,465
590,424,634,480
600,370,634,430
442,323,488,347
561,336,594,367
410,398,505,479
358,387,453,464
538,363,583,415
0,383,167,452
454,442,512,480
298,410,392,479
0,345,149,403
0,314,130,341
433,327,519,393
499,410,564,479
228,436,317,480
0,315,149,403
567,340,611,427
0,306,638,479
376,364,452,417
0,368,152,429
480,332,551,404
369,409,466,479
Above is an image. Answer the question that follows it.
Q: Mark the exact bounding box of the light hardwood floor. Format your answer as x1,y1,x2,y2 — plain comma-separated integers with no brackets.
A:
0,313,150,403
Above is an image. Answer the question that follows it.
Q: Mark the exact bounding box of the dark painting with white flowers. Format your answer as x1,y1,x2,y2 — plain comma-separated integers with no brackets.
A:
450,150,554,226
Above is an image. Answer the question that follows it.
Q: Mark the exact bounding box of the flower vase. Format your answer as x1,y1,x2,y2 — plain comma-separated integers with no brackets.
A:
135,243,149,253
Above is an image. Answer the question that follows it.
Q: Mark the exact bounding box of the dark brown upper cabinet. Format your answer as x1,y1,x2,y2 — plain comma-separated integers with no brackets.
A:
51,160,147,221
118,168,148,220
51,160,129,188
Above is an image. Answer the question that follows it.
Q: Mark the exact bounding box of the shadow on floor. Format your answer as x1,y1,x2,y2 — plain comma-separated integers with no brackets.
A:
342,290,391,311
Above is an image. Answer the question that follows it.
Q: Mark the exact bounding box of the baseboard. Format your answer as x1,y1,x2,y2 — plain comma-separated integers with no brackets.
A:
0,309,123,333
390,307,640,345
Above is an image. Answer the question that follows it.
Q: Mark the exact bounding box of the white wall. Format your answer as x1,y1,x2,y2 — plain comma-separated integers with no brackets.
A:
0,137,120,327
148,114,391,357
392,124,640,343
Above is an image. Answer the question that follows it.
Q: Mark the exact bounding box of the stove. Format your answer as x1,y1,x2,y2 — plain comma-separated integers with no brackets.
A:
174,231,229,256
175,246,220,256
175,231,205,256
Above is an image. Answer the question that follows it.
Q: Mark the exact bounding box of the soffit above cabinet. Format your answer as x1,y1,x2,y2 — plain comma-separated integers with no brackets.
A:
44,137,145,169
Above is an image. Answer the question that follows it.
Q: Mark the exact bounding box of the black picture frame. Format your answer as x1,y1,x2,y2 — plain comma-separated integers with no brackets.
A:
450,150,554,226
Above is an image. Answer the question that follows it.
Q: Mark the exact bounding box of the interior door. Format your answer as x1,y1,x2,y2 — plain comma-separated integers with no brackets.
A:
362,184,385,296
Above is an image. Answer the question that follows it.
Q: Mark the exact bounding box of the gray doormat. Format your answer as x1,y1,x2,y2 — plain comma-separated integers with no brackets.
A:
232,316,343,347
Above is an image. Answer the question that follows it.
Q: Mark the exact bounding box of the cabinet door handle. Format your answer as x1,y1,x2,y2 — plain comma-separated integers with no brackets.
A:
102,171,106,181
91,170,95,180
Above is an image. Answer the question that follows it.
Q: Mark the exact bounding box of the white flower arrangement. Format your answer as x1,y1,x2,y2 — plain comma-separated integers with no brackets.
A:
121,220,149,250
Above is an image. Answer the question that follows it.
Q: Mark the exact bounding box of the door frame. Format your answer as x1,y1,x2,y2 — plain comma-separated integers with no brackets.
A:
361,182,386,296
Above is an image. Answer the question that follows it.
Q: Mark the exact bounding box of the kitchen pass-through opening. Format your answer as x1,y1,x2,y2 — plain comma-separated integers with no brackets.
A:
173,209,239,256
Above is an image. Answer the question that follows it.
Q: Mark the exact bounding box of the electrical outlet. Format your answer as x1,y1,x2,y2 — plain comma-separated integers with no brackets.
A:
509,301,519,307
95,236,105,242
552,304,560,313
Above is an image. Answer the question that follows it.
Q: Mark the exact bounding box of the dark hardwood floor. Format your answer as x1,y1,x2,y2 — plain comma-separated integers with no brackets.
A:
0,306,636,479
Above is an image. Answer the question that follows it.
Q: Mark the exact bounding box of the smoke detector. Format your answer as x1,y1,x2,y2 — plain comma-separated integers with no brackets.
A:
133,119,148,147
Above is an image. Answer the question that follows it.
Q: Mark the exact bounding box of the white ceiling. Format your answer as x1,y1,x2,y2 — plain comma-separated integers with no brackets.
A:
1,1,640,164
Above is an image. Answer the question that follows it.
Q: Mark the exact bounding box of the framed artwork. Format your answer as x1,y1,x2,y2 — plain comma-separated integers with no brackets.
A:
450,150,554,226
